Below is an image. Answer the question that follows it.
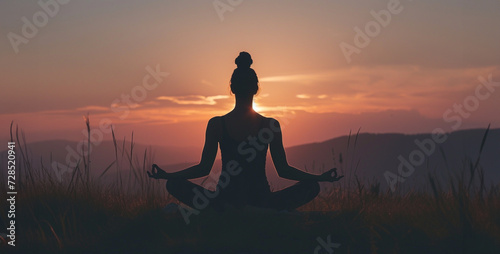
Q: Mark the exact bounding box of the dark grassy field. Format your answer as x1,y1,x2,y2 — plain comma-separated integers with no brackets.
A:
2,183,499,253
1,123,499,253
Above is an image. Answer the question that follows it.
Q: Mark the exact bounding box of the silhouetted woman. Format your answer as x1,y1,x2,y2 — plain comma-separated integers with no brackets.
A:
147,52,343,211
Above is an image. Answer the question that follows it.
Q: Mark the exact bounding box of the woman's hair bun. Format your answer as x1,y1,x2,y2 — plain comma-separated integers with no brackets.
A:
230,51,258,96
235,51,253,69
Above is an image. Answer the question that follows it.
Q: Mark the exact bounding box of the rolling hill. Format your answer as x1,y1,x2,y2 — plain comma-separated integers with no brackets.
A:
1,128,498,192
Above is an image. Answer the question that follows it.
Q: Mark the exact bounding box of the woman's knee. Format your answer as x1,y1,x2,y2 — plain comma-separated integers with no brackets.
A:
309,181,320,197
297,180,320,198
166,179,186,193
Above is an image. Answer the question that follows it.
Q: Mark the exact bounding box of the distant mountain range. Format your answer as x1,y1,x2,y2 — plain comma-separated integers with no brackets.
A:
283,128,500,192
1,128,498,192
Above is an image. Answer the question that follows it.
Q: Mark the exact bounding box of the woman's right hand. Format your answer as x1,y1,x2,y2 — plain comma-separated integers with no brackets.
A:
147,164,169,180
319,168,344,182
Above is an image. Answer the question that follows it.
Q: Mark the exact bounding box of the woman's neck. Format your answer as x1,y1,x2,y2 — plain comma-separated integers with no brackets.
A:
233,95,255,114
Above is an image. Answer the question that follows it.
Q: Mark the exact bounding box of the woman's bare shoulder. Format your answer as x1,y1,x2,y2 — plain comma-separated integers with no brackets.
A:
259,115,279,122
208,116,224,125
206,116,224,138
259,115,281,130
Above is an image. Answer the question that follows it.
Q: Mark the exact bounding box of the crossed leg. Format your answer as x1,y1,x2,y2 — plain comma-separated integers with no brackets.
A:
259,180,320,211
166,179,320,211
166,179,215,209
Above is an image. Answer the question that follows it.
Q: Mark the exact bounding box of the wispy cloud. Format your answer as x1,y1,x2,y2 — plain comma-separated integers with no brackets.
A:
75,105,109,111
296,94,311,99
156,95,230,105
260,72,336,83
200,80,213,86
296,94,329,99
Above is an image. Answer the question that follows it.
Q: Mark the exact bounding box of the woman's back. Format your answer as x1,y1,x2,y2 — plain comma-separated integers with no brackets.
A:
221,111,264,142
217,112,271,206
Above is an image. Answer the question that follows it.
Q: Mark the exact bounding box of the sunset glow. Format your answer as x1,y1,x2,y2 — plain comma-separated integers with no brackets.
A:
252,102,262,113
2,1,500,252
1,0,499,147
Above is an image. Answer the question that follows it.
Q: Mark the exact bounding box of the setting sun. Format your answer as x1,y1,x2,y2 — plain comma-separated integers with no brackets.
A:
252,101,261,112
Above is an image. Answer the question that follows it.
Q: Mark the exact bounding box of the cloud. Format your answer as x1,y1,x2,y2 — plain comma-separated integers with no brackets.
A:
296,94,311,99
75,105,109,111
156,95,230,105
260,72,336,83
296,94,328,99
110,102,140,109
201,80,213,86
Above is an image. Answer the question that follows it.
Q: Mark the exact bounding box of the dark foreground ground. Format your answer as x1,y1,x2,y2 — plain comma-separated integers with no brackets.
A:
2,195,499,254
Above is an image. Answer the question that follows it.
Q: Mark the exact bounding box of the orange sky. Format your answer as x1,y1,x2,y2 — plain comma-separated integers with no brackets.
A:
1,0,499,147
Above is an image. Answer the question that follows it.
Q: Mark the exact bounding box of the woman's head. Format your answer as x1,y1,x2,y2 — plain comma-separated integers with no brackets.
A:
230,52,259,97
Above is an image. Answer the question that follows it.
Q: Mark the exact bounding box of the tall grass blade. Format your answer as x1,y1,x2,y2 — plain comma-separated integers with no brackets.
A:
9,120,14,142
466,124,490,192
99,161,116,179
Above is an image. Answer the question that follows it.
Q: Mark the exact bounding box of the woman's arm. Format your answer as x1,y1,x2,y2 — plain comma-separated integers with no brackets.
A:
269,119,343,182
148,117,220,180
